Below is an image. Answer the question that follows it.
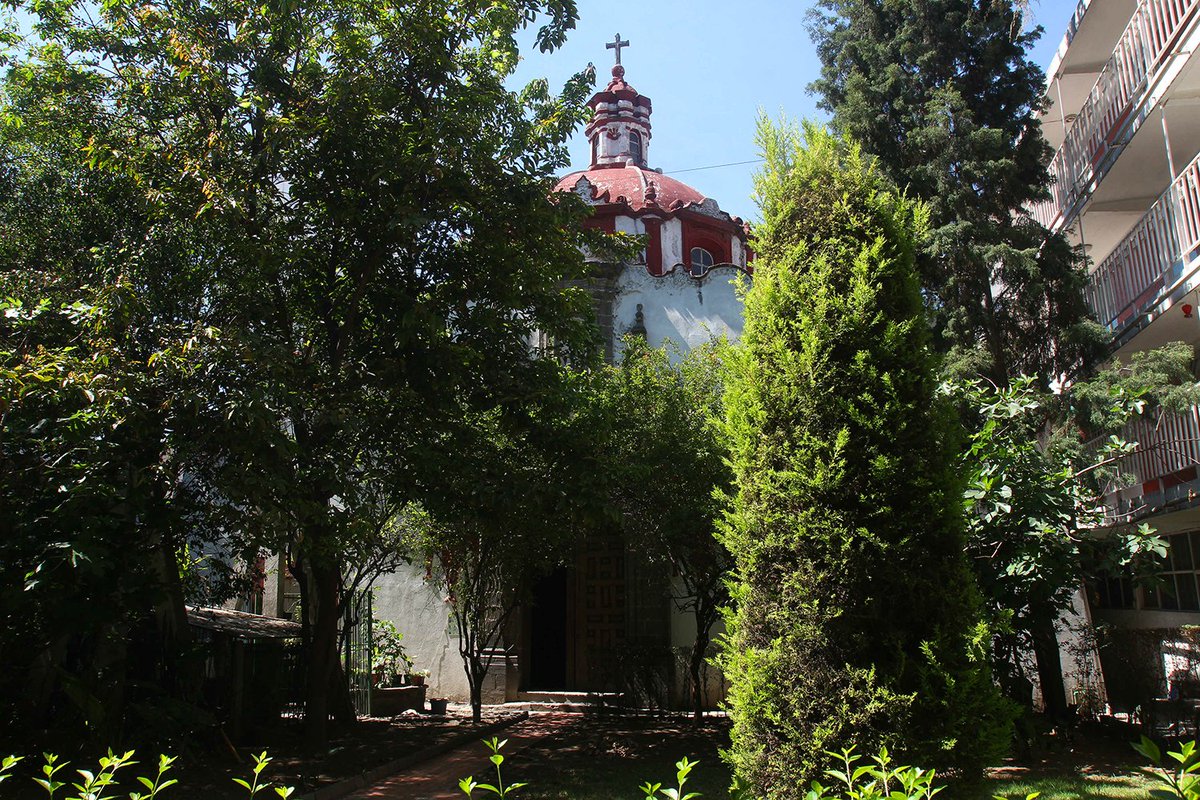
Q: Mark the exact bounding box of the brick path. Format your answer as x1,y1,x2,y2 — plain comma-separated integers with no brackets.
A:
344,712,579,800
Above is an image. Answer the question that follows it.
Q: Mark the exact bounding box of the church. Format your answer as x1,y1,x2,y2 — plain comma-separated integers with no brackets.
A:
366,38,753,707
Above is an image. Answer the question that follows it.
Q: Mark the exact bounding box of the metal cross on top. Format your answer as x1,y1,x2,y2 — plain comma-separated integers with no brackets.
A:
606,33,630,66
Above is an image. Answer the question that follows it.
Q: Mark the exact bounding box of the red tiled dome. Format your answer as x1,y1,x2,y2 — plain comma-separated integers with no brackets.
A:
553,165,706,214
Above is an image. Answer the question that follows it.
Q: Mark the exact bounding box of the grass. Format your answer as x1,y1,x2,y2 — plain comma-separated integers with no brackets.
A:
981,771,1157,799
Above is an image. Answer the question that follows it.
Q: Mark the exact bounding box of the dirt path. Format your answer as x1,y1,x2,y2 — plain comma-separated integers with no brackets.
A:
344,712,581,800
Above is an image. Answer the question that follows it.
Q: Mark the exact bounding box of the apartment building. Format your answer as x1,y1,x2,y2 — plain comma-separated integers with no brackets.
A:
1037,0,1200,718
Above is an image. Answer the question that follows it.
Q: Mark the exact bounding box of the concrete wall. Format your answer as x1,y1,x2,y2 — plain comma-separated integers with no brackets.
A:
612,263,746,358
371,563,473,701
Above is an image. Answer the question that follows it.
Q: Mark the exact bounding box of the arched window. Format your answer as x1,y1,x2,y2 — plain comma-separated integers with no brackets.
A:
690,247,714,277
628,130,643,165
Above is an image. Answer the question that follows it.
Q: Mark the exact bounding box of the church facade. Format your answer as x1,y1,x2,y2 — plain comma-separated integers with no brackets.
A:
368,47,753,706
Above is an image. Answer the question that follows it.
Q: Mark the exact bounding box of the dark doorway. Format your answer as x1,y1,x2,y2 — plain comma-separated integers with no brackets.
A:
527,568,568,689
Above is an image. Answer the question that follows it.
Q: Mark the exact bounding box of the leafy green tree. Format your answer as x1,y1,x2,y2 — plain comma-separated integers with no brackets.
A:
809,0,1103,384
720,120,1010,797
952,344,1200,719
8,0,600,747
406,381,603,723
0,59,220,745
591,338,732,720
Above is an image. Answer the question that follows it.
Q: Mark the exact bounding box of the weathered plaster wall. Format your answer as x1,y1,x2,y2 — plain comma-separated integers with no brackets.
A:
661,218,683,269
731,235,745,268
371,564,472,701
612,264,745,358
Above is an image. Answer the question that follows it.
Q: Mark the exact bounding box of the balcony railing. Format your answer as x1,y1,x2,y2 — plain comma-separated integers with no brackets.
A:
1085,148,1200,333
1094,407,1200,519
1033,0,1200,230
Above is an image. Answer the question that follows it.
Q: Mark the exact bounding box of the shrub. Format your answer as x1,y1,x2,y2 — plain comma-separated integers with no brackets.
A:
718,120,1010,798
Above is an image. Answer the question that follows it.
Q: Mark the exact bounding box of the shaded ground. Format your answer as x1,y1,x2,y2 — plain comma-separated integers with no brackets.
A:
1,710,1165,800
493,712,733,800
3,707,523,800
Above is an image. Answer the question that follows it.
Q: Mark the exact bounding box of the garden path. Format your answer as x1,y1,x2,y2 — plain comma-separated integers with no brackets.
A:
343,711,581,800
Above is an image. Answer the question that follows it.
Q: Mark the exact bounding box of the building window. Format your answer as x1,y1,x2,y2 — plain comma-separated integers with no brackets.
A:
690,247,714,277
1144,531,1200,611
629,130,642,165
1092,573,1135,610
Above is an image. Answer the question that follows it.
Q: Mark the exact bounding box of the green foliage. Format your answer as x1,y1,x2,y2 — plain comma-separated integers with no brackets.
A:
460,738,528,799
1134,736,1200,799
5,0,601,746
2,749,292,800
641,756,702,800
804,747,944,800
720,119,1009,798
371,619,413,685
949,345,1198,712
809,0,1102,383
952,377,1169,626
588,337,733,717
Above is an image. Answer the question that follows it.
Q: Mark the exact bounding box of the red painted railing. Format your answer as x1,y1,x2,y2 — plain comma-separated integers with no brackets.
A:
1085,149,1200,332
1033,0,1200,230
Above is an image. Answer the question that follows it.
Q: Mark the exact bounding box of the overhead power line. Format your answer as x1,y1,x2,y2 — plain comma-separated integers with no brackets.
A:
665,158,765,175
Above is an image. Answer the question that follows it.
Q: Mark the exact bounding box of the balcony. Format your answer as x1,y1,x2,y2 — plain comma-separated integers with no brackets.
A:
1085,148,1200,336
1096,407,1200,520
1033,0,1200,231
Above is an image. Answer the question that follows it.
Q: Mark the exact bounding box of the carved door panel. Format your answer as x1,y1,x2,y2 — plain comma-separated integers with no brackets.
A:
574,532,625,691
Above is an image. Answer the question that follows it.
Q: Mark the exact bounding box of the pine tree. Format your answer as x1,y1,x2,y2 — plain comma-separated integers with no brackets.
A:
809,0,1103,384
720,121,1010,798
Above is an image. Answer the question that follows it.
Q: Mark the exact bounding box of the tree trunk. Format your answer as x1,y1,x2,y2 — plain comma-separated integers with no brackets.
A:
1030,612,1068,721
305,558,342,750
468,658,484,724
470,678,483,724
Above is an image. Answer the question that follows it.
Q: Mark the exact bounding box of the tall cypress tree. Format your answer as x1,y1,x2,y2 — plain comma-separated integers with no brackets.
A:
720,120,1010,798
809,0,1103,384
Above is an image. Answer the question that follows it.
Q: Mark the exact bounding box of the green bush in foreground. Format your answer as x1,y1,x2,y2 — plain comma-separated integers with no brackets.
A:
718,120,1010,798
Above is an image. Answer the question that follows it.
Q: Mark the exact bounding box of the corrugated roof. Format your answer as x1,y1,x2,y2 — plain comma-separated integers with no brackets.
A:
186,605,303,640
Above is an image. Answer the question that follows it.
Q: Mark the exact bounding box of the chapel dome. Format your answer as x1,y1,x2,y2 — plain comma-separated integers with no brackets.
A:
553,165,707,214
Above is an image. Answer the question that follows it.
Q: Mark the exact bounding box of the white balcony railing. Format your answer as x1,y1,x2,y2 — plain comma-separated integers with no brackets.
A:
1033,0,1200,230
1093,407,1200,519
1085,148,1200,332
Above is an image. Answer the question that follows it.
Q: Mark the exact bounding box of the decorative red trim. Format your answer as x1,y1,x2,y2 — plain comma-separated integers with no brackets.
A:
682,219,732,267
582,215,615,234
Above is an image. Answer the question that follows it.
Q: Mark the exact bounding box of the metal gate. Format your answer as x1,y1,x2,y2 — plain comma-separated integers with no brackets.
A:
343,590,373,717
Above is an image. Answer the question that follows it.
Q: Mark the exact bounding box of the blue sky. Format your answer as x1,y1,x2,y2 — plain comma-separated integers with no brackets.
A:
7,0,1082,223
513,0,1082,222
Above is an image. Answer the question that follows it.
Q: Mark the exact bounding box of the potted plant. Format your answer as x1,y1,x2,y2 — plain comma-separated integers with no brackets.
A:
372,620,412,688
428,697,449,715
408,669,430,687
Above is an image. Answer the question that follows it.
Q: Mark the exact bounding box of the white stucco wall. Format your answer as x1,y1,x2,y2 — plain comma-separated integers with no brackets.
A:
660,218,683,269
612,264,746,358
371,563,472,701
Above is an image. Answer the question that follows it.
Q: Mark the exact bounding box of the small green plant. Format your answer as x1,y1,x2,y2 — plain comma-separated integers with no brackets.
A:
233,752,294,800
640,756,701,800
1,755,23,785
1,750,292,800
1133,735,1200,799
803,747,943,800
459,737,526,798
131,754,179,800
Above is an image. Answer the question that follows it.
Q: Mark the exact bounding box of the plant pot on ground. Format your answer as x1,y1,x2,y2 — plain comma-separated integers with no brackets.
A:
429,698,449,715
